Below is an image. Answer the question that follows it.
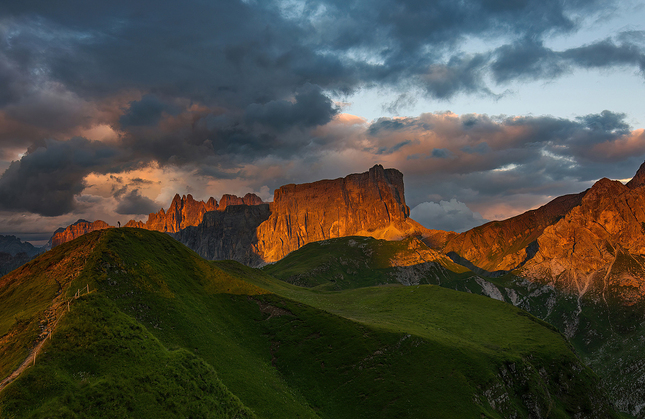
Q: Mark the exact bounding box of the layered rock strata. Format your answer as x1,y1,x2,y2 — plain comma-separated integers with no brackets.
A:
254,164,426,262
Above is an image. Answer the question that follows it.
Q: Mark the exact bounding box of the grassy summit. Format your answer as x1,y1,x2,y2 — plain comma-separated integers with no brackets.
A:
0,228,621,418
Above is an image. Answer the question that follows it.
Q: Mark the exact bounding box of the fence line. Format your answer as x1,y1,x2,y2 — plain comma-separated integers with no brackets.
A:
0,284,93,392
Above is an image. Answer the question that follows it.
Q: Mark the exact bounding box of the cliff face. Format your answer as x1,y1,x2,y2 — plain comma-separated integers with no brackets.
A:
435,191,586,272
521,175,645,304
255,164,424,262
436,161,645,305
174,204,271,266
131,193,263,233
218,193,264,211
141,194,218,233
51,220,112,247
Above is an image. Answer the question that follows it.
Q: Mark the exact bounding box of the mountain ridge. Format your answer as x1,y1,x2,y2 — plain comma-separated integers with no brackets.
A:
0,228,621,418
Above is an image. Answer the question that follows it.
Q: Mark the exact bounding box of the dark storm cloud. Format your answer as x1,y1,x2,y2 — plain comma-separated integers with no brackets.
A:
562,39,645,70
115,189,159,215
119,95,179,128
0,0,620,118
0,0,642,222
0,137,130,216
244,84,339,130
431,148,454,158
420,54,493,99
578,110,630,133
376,140,414,155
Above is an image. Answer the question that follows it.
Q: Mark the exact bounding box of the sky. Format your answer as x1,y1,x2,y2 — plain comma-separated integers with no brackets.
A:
0,0,644,245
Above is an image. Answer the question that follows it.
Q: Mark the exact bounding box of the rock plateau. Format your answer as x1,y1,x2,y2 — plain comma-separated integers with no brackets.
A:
254,164,426,263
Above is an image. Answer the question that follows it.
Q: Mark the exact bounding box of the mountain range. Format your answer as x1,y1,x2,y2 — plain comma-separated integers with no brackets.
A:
3,163,645,417
0,228,622,418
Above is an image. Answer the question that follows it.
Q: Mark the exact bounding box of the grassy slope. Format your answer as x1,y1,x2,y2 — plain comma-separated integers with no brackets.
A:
263,236,469,290
261,235,641,418
0,232,104,384
219,263,618,418
0,229,619,418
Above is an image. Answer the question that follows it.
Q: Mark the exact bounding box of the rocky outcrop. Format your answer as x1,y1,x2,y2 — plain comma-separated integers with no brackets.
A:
140,194,218,233
218,193,264,211
49,166,420,262
174,204,271,267
51,220,112,248
50,193,265,247
434,162,645,306
521,175,645,304
255,164,426,262
130,193,263,233
433,191,586,272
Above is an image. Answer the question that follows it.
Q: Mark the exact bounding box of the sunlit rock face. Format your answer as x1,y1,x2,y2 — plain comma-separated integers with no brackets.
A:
521,173,645,304
127,193,263,233
255,164,426,263
143,194,219,233
431,191,586,272
218,193,264,211
52,193,265,246
51,220,112,247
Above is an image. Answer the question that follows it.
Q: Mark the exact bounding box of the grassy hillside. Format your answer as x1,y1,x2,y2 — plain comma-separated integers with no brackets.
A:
263,234,645,418
0,229,621,418
263,236,470,290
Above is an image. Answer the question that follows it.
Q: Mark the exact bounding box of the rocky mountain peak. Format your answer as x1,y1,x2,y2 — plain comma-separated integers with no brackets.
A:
582,177,627,205
627,160,645,189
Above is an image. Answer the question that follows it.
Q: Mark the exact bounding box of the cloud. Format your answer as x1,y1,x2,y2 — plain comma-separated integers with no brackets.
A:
420,54,493,99
410,199,488,232
1,0,644,235
115,189,160,215
492,39,567,83
119,95,179,128
0,137,129,216
244,84,339,130
491,35,645,84
431,148,454,158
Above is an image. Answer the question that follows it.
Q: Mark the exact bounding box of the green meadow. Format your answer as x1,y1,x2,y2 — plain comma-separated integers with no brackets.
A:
0,229,621,418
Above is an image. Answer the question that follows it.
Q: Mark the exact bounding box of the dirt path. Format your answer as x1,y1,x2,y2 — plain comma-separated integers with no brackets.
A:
0,288,91,393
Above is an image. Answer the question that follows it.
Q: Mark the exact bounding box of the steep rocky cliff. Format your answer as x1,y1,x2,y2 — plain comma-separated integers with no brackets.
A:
174,204,271,266
431,191,586,272
126,193,263,233
129,193,217,233
254,164,426,262
436,161,645,308
51,220,112,247
520,174,645,304
218,193,264,211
